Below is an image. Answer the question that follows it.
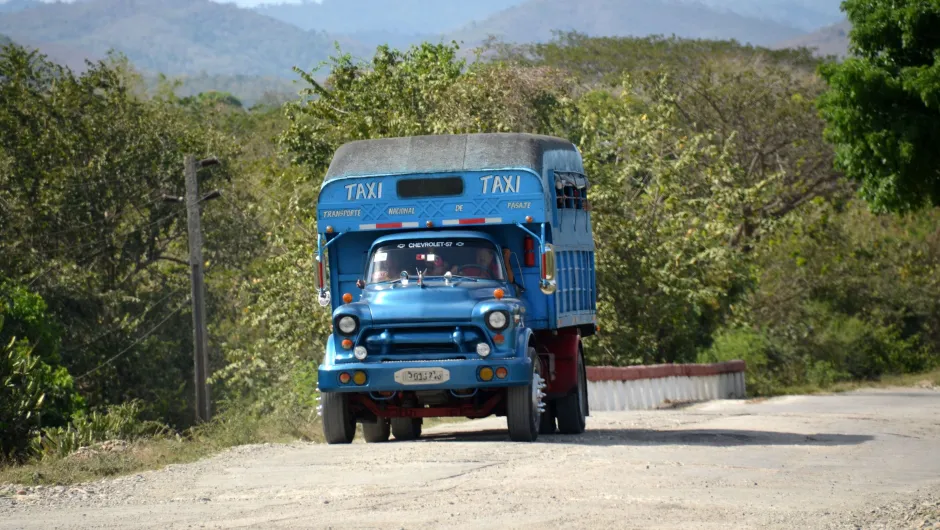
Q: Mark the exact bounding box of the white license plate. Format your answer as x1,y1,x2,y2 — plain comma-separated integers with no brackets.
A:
394,368,450,385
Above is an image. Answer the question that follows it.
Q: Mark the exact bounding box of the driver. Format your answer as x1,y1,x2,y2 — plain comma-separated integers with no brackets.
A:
372,255,399,282
460,248,499,278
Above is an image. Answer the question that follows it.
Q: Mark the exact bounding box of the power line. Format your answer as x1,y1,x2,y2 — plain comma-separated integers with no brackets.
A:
38,206,185,256
60,287,186,354
74,295,191,381
42,187,170,238
24,206,185,287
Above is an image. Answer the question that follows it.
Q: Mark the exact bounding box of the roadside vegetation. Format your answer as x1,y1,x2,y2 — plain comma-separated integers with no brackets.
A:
2,0,938,484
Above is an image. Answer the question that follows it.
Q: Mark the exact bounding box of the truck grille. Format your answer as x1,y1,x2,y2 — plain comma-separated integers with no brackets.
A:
361,325,487,356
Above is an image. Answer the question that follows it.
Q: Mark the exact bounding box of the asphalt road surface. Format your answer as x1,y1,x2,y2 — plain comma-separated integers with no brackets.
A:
2,388,939,529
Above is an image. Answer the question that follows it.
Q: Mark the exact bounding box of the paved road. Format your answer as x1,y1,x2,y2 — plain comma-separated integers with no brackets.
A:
2,389,939,529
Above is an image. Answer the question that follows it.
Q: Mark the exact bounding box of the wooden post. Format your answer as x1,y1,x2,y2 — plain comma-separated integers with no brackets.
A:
184,154,211,423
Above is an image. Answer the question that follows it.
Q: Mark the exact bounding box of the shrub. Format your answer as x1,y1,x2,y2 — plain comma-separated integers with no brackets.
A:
1,283,82,461
697,327,782,396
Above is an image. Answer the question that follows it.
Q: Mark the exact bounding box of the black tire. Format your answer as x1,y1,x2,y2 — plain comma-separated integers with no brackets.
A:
556,348,587,434
321,392,356,444
362,419,391,443
539,401,557,435
391,418,422,440
507,346,542,442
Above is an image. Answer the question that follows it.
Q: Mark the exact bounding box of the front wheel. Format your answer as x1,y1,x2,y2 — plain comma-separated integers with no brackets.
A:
507,346,544,442
556,348,587,434
321,392,356,444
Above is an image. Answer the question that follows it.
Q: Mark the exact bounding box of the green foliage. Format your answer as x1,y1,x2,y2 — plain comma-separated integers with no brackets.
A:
0,283,81,461
697,327,782,395
486,32,824,85
0,43,241,427
32,401,168,459
817,0,940,213
581,80,755,365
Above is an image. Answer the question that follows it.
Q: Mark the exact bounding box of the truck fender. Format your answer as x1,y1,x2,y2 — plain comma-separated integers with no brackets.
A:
515,327,534,359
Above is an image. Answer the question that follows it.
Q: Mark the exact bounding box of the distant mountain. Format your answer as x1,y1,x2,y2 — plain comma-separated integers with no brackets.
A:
254,0,527,35
774,20,851,58
675,0,843,31
446,0,806,49
0,0,39,14
0,0,347,77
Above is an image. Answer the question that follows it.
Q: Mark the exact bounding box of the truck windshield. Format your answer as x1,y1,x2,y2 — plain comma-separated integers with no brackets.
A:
368,239,505,284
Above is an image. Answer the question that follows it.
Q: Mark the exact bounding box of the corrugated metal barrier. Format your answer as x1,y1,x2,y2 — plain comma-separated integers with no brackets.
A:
586,361,747,411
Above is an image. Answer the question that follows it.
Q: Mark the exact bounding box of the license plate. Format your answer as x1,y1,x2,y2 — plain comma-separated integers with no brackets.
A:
394,368,450,385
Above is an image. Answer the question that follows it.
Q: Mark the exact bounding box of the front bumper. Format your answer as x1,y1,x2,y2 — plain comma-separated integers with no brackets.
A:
318,356,532,393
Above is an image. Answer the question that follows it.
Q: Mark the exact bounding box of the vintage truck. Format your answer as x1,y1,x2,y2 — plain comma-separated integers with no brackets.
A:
314,133,596,443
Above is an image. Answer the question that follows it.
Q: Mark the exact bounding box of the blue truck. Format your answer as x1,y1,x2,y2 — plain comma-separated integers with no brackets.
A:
314,133,596,443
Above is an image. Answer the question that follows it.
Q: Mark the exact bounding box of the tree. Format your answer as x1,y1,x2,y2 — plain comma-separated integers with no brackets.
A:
817,0,940,213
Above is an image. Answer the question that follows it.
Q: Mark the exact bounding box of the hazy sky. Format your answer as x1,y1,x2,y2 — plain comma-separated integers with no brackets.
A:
1,0,320,4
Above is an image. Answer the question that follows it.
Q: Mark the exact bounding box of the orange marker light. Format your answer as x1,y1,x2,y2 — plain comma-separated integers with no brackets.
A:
341,339,353,350
326,226,334,234
339,372,351,384
353,371,367,385
426,221,434,228
493,334,505,345
525,215,533,223
479,367,494,381
496,367,508,379
493,288,504,300
342,293,353,304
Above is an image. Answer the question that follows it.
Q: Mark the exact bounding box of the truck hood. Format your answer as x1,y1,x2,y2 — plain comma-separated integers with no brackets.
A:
363,283,499,324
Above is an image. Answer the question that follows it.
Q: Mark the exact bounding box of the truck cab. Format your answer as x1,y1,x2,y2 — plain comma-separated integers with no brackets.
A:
314,133,596,443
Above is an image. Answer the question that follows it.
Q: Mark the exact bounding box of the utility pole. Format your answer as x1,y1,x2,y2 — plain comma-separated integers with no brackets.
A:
181,154,219,423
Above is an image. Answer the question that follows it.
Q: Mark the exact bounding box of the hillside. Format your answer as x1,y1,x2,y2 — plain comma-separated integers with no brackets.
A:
774,20,850,57
675,0,843,31
255,0,526,35
0,0,37,14
446,0,805,49
0,0,346,77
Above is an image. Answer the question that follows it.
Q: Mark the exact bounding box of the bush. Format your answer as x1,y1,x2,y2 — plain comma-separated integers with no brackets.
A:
32,400,169,459
1,283,82,461
809,310,934,381
697,327,782,396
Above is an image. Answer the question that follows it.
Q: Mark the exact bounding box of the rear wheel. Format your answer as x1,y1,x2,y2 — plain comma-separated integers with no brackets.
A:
321,392,356,444
362,419,390,443
391,418,422,440
507,346,544,442
556,348,587,434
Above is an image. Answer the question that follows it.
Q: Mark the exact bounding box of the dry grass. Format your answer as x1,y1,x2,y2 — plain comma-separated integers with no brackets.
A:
0,408,324,487
771,367,940,398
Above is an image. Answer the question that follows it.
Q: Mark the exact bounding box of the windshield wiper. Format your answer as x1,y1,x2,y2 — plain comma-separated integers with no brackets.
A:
445,275,479,282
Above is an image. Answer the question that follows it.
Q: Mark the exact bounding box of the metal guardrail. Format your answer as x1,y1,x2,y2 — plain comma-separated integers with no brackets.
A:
586,361,747,411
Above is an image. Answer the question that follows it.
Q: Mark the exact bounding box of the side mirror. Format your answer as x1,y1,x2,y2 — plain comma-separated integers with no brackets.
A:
539,244,558,295
314,251,331,307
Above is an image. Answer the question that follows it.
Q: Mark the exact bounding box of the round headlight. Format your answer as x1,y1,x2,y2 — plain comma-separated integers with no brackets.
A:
486,311,509,331
476,343,491,357
353,346,368,360
337,315,358,335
